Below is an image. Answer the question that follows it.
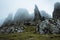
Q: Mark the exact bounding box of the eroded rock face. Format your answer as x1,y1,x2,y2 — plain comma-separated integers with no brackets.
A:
53,2,60,19
34,5,41,25
36,19,60,34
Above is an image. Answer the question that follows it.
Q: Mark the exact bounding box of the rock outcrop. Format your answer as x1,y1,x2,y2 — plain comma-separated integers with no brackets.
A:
36,19,60,34
0,25,24,34
34,5,42,25
53,2,60,19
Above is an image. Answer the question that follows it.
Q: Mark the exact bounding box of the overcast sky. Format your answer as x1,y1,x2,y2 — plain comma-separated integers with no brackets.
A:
0,0,60,25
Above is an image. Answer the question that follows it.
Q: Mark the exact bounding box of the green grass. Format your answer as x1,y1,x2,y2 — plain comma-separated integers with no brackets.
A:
0,25,60,40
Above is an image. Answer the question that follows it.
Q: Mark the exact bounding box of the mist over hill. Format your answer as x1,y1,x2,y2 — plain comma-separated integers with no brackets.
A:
0,2,60,35
1,13,13,27
14,8,34,23
0,19,4,27
0,8,52,26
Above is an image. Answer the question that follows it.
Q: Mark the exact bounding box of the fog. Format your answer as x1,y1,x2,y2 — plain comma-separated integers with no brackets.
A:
0,0,60,26
14,8,34,22
1,13,13,27
40,11,51,18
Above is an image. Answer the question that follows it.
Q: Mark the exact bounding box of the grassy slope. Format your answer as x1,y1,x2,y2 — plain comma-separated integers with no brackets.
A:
0,26,60,40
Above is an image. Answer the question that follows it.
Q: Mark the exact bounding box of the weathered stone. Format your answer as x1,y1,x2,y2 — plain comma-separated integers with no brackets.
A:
0,29,5,33
36,19,60,34
0,25,24,34
34,5,41,25
53,2,60,19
